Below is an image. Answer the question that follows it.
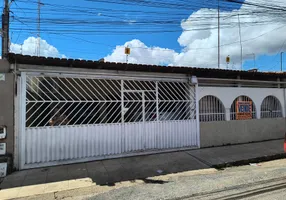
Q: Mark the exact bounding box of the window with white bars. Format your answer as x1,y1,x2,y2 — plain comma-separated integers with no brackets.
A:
158,81,194,121
230,96,256,120
199,95,225,122
261,96,283,118
25,75,196,127
26,77,122,127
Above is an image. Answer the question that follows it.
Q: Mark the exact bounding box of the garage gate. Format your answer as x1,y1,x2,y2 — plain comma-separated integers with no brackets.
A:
17,72,200,169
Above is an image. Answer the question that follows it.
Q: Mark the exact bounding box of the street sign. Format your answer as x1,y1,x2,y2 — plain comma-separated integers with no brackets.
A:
125,47,131,55
236,101,252,120
226,56,230,64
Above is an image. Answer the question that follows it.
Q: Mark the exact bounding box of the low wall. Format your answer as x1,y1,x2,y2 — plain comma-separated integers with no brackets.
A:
200,118,285,147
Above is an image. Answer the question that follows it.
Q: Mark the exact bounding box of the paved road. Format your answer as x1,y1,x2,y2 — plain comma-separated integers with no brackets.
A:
183,176,286,200
13,159,286,200
246,189,286,200
85,159,286,200
4,139,285,200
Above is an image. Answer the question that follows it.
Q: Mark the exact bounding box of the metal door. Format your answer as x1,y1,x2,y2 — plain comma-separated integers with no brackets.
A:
17,72,199,169
123,91,145,152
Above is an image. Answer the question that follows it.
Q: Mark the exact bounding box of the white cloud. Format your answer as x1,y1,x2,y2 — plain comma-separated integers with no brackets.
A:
123,20,137,25
105,0,286,69
10,37,65,58
104,39,178,65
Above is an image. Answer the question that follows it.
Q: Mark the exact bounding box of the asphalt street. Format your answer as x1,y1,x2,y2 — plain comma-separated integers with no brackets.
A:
12,159,286,200
85,159,286,200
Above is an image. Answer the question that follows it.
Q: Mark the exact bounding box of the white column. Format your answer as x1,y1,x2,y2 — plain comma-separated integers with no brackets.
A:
20,72,27,170
237,75,242,87
256,107,261,119
225,108,231,121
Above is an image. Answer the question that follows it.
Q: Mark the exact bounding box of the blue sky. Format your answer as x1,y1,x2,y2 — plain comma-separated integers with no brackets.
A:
6,0,286,71
10,0,188,59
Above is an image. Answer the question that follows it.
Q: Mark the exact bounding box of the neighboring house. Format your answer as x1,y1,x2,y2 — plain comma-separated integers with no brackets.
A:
0,53,285,171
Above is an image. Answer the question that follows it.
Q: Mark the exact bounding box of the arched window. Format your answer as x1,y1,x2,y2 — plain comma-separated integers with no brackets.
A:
199,95,225,122
230,96,256,120
261,96,283,118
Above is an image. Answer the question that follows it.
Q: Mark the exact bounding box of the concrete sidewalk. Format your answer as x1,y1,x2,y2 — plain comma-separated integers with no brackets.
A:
0,139,284,199
188,139,285,167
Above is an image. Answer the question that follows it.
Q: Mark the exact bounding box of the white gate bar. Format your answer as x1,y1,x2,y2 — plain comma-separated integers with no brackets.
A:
195,83,200,148
84,78,106,100
121,80,124,123
20,72,27,169
156,81,159,121
165,82,186,100
73,103,95,125
38,76,61,100
57,77,81,100
74,78,94,100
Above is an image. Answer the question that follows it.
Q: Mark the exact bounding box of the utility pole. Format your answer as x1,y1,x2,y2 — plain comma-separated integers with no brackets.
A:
238,13,243,70
2,0,10,59
36,0,41,56
218,0,220,69
245,53,256,69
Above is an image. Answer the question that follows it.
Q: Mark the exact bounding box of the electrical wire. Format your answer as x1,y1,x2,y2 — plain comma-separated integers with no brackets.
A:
8,0,286,71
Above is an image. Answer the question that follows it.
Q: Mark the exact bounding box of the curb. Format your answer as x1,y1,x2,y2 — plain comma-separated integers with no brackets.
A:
213,153,286,169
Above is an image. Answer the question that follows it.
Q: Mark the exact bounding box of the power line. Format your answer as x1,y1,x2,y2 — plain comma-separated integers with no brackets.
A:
46,24,286,53
224,0,286,12
262,39,286,71
8,0,286,71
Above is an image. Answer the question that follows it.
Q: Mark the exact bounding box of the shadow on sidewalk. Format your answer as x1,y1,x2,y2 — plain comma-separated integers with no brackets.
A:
2,139,284,191
0,151,209,190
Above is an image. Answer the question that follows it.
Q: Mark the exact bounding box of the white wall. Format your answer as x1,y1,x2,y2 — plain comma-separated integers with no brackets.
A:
200,118,285,147
198,87,285,119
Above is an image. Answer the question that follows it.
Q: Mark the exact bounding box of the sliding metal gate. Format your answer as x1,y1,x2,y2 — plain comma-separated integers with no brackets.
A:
18,72,199,169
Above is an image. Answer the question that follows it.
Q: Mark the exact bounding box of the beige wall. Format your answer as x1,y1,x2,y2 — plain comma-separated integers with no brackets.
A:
0,60,14,155
200,118,285,147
